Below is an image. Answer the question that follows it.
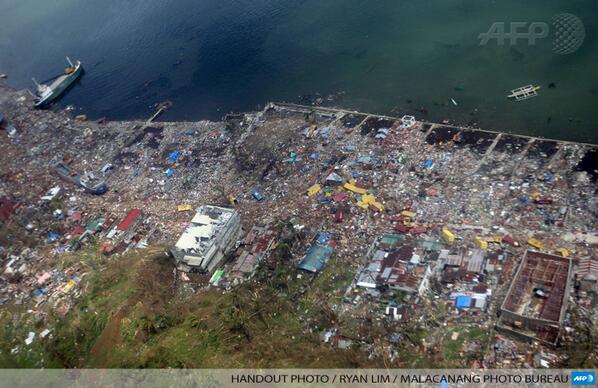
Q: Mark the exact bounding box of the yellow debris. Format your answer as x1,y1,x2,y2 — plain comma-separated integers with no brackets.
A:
531,191,541,199
486,235,503,243
356,193,384,211
475,236,488,250
307,184,321,196
356,201,370,210
361,194,376,204
227,195,237,205
63,280,76,294
442,227,455,244
527,238,545,250
400,210,417,218
75,114,87,121
344,182,367,195
370,201,384,211
557,248,569,257
177,204,193,212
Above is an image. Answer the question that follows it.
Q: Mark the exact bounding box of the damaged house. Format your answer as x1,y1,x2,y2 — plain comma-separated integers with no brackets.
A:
356,234,432,295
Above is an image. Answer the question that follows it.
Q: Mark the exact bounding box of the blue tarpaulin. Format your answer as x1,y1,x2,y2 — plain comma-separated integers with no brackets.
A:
424,159,434,169
251,191,264,201
47,232,61,243
315,232,331,244
168,151,181,162
456,295,472,309
165,168,174,177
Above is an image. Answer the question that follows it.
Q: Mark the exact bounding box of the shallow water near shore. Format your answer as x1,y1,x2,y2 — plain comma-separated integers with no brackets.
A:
0,0,597,142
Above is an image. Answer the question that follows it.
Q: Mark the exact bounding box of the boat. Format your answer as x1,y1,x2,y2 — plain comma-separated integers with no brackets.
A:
32,57,83,108
54,162,108,195
507,85,541,101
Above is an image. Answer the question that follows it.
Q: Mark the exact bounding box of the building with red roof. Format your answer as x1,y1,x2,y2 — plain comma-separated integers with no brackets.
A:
117,208,142,231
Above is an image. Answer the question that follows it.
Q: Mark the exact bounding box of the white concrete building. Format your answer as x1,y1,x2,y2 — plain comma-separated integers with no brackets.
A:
171,205,242,273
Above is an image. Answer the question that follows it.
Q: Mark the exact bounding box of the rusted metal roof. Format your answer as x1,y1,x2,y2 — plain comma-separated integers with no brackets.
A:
117,208,142,231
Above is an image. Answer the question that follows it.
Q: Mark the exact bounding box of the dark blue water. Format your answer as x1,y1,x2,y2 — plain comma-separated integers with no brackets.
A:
1,0,597,142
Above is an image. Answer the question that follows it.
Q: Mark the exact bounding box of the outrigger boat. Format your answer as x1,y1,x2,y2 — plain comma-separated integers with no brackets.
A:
54,162,108,195
507,85,540,101
32,57,83,108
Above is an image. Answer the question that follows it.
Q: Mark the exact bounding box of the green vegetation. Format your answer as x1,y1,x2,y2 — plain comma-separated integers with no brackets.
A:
441,326,491,366
0,246,371,368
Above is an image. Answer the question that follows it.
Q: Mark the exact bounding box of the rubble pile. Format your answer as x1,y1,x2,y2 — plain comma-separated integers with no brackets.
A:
0,83,596,366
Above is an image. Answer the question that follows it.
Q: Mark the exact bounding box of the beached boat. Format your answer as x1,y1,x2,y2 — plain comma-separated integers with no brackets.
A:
33,57,83,108
507,85,540,101
54,162,108,195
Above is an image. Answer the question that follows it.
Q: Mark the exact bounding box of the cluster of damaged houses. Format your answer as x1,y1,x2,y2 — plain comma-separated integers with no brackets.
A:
169,202,595,347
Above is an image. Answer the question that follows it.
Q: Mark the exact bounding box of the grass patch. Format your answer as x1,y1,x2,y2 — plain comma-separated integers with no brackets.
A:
0,245,375,368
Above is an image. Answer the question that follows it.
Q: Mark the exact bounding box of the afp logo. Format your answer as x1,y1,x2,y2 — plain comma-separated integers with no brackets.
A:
478,13,585,55
572,371,595,385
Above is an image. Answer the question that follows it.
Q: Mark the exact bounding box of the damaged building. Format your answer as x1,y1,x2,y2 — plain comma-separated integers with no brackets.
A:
497,250,573,346
171,205,242,273
227,224,277,283
356,234,432,295
297,232,335,273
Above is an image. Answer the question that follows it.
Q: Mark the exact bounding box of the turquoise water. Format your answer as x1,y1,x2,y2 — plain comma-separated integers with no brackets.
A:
0,0,596,142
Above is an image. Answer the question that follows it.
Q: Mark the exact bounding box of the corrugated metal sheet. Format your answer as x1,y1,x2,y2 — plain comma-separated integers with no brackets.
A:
297,232,334,273
466,249,486,273
117,208,142,231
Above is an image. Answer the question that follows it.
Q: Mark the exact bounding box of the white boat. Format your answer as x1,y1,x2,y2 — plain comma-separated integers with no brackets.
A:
507,85,540,101
33,57,83,108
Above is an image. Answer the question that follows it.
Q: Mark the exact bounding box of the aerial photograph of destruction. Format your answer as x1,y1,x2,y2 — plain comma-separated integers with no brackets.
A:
0,1,596,387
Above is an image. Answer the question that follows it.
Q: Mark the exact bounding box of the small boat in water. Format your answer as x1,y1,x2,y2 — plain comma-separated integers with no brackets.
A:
507,85,540,101
33,57,83,108
54,162,108,195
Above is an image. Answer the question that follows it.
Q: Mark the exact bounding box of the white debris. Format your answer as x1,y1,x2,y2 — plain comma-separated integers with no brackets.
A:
25,332,35,345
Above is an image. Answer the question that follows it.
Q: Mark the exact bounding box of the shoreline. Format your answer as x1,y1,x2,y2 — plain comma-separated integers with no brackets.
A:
2,80,597,147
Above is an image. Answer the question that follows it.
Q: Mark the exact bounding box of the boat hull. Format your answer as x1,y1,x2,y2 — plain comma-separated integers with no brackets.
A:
34,63,83,108
54,162,108,195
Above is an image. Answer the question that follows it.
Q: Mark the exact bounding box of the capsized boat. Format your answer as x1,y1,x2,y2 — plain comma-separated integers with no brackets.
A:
507,85,540,101
33,57,83,108
54,162,108,195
